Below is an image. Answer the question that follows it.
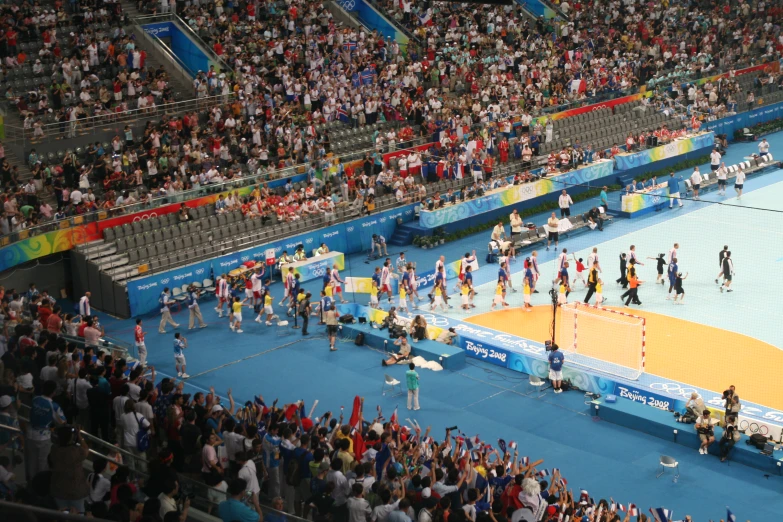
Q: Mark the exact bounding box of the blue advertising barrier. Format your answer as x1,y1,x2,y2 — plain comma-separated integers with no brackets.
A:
334,0,410,46
127,204,417,316
451,320,687,411
142,21,216,77
516,0,559,19
419,161,613,229
703,101,783,141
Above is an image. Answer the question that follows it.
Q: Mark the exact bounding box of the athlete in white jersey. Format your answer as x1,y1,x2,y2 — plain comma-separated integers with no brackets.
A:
553,248,568,284
281,268,295,306
331,266,347,303
251,271,263,307
215,275,230,317
380,262,393,303
668,243,679,264
587,248,600,272
628,245,644,267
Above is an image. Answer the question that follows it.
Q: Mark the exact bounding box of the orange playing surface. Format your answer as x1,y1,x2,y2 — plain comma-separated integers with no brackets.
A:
463,306,782,411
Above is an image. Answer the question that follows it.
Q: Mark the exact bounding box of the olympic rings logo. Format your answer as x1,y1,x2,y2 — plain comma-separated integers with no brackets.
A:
241,256,250,262
649,382,697,398
347,226,355,232
339,0,356,9
417,313,449,327
195,268,205,275
131,212,159,222
311,267,327,277
161,278,170,284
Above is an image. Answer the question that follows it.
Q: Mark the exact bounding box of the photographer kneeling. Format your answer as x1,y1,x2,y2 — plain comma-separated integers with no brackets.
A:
719,415,741,462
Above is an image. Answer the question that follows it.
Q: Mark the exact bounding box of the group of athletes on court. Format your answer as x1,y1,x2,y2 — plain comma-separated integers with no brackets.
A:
553,241,736,308
211,261,351,333
371,240,737,314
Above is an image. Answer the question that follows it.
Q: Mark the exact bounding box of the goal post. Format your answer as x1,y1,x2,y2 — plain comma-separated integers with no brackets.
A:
558,302,645,381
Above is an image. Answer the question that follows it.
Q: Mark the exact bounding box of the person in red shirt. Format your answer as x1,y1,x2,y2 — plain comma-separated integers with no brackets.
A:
134,318,147,367
213,40,223,56
47,306,63,334
498,137,509,163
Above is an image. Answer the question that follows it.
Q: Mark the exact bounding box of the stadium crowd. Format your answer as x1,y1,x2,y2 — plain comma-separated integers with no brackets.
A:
2,0,782,239
0,277,748,522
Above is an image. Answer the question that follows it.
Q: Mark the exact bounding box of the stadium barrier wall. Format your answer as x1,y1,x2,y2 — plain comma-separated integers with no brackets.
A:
126,204,418,316
614,132,715,171
334,0,410,46
703,100,783,141
141,21,217,77
516,0,559,19
418,160,614,229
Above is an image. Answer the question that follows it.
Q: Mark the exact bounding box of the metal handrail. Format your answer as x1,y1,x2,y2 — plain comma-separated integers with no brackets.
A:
0,500,115,522
2,94,231,144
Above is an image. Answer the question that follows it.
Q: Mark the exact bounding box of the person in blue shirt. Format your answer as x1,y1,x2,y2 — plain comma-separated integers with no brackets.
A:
173,333,189,379
668,172,683,209
219,479,261,522
25,380,65,480
667,257,679,299
317,290,333,324
599,186,608,210
263,424,282,498
635,179,645,191
548,344,565,393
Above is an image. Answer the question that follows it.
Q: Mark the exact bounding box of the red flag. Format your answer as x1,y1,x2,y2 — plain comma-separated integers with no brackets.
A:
390,406,398,427
349,396,365,461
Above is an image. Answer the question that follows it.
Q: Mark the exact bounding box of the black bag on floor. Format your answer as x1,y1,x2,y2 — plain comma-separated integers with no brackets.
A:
747,433,768,449
354,333,365,346
339,314,354,323
389,325,407,339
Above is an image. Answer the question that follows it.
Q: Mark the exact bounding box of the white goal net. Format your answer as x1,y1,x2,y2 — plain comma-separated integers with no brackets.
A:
558,302,645,381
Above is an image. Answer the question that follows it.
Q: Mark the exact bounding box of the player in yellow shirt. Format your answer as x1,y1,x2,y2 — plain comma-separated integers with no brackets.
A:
523,280,532,311
431,284,447,311
558,280,569,305
259,291,279,325
230,295,249,333
491,280,509,310
398,285,409,313
370,280,380,308
595,279,604,306
460,281,471,312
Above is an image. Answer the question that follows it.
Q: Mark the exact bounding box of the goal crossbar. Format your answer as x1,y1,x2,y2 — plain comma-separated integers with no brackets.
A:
559,302,646,380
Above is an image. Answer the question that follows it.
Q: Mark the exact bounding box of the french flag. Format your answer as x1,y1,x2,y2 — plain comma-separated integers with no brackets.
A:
521,456,529,466
628,505,639,516
650,507,672,522
509,441,517,450
538,469,549,477
390,406,398,426
418,11,432,25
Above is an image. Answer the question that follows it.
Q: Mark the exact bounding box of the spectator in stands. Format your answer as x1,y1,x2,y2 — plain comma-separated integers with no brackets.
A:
49,425,90,514
25,379,65,479
219,478,260,522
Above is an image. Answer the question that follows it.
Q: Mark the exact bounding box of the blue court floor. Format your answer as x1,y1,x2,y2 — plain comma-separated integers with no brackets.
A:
92,133,783,521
